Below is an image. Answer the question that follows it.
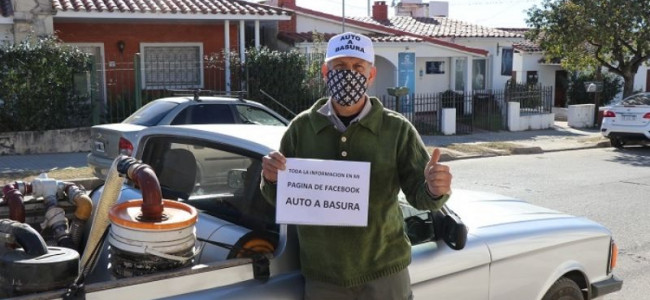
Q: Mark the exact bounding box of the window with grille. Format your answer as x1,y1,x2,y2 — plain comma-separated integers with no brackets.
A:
141,43,204,89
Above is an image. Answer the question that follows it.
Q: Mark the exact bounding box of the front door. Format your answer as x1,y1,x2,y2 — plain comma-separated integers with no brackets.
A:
554,70,568,107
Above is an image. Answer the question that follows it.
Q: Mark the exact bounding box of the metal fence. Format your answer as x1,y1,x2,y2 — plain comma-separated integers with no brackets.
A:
505,83,553,115
88,54,552,135
379,90,511,135
92,55,231,124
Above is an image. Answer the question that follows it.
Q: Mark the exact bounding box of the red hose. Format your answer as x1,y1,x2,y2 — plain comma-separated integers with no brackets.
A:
2,184,26,223
129,163,164,221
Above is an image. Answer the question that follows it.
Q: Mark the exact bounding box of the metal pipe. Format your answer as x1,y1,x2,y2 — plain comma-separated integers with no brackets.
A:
2,184,26,223
65,183,93,248
0,219,48,256
119,158,164,222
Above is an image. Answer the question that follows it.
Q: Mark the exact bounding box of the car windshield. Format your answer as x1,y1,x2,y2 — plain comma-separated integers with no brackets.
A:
235,105,286,126
617,93,650,106
122,101,179,126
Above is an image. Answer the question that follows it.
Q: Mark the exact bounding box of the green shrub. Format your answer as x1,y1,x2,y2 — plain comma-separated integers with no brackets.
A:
0,36,92,132
243,47,311,118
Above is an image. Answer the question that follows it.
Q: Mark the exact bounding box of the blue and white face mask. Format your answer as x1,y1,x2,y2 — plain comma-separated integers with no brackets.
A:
327,69,368,106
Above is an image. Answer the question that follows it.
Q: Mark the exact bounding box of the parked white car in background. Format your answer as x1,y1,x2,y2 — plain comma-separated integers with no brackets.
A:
601,92,650,148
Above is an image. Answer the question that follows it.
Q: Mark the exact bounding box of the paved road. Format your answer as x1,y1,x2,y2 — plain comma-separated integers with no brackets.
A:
0,152,89,174
447,146,650,300
0,122,604,174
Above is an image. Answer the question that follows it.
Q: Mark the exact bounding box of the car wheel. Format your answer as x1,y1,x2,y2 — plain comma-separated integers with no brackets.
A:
610,137,624,149
542,277,583,300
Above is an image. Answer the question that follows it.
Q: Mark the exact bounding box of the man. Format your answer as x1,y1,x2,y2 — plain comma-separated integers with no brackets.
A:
260,32,452,300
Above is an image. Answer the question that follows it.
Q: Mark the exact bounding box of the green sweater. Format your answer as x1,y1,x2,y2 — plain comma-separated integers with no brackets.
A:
261,97,448,287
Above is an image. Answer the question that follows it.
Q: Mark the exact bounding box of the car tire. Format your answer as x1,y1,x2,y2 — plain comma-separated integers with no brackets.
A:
542,277,583,300
610,137,624,149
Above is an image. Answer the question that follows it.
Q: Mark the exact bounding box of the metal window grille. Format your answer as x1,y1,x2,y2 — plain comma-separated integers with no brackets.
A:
143,46,202,89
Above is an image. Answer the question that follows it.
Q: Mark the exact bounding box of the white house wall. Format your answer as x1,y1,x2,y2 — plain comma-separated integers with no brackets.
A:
415,56,449,94
450,38,523,91
633,64,648,93
368,55,396,96
0,23,11,45
296,14,374,35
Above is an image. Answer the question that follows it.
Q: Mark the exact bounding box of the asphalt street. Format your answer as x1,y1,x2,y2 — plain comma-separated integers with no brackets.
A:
0,122,605,174
447,147,650,300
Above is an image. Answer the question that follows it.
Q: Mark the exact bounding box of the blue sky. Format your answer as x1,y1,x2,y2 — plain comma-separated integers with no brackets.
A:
294,0,544,28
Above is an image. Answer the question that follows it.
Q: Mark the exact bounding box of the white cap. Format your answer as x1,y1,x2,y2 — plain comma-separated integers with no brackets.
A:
325,32,375,64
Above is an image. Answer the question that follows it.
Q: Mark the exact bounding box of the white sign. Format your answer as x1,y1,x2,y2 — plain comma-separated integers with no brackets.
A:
276,158,371,226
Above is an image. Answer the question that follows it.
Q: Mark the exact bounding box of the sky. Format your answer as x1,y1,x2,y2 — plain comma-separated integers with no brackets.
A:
295,0,545,28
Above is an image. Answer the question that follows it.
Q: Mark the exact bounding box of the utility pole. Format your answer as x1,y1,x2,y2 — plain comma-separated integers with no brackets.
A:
342,0,346,32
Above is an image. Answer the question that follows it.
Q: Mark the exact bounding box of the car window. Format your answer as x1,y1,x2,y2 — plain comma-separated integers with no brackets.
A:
141,137,276,231
123,101,179,126
171,104,235,125
235,105,286,126
620,93,650,106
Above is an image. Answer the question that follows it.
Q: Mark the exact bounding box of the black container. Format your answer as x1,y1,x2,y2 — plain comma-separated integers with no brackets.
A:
0,246,79,297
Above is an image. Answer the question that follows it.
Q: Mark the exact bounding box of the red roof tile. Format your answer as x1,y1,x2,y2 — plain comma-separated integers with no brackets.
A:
289,5,488,56
350,16,523,38
52,0,289,16
513,40,542,52
277,31,423,44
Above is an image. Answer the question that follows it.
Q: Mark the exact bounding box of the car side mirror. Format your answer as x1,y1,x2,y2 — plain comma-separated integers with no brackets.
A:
227,169,247,189
441,213,467,250
405,213,435,245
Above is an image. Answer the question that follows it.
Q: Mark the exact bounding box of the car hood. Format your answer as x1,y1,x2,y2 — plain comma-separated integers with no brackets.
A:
446,189,572,230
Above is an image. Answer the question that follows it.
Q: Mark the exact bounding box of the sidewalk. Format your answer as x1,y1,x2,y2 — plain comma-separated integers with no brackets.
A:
0,121,609,174
422,121,609,160
0,152,89,174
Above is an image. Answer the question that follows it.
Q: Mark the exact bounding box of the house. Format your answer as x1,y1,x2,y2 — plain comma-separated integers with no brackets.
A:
268,0,526,99
5,0,292,108
503,27,650,107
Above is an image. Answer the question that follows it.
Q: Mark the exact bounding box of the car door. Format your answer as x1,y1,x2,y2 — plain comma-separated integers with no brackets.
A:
403,206,491,299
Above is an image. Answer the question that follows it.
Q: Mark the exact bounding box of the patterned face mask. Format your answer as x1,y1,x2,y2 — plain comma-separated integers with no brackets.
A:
327,69,368,106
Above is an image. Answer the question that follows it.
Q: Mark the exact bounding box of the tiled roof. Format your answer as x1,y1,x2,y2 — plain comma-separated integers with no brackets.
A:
52,0,288,16
289,5,488,56
278,31,423,44
497,28,543,52
1,0,13,17
513,40,542,52
349,16,523,38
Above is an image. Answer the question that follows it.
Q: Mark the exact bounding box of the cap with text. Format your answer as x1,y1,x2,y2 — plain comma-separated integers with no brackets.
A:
325,32,375,64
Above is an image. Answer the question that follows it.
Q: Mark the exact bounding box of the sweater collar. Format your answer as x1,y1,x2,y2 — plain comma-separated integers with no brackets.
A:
310,97,384,135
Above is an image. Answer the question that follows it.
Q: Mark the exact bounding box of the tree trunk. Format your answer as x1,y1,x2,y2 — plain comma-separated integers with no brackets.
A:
622,75,635,98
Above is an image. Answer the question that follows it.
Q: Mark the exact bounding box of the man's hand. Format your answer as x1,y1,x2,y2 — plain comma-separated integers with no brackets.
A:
424,148,452,197
262,151,287,183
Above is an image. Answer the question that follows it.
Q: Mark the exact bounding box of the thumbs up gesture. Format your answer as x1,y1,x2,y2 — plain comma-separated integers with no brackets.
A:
425,148,452,198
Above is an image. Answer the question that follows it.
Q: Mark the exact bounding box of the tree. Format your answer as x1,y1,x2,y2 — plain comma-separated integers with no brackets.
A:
526,0,650,97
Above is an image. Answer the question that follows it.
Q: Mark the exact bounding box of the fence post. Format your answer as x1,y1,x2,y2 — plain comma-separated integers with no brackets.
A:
134,53,142,110
89,57,100,125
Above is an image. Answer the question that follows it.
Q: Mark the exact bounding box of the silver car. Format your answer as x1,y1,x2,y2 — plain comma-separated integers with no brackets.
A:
77,125,623,299
5,125,621,299
87,96,289,179
601,92,650,148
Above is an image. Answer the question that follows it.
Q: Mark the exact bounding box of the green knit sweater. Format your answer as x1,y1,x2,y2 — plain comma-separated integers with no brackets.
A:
261,97,448,287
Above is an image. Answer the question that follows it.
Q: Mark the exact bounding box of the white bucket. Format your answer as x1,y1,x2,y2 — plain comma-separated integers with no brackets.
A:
108,199,198,277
